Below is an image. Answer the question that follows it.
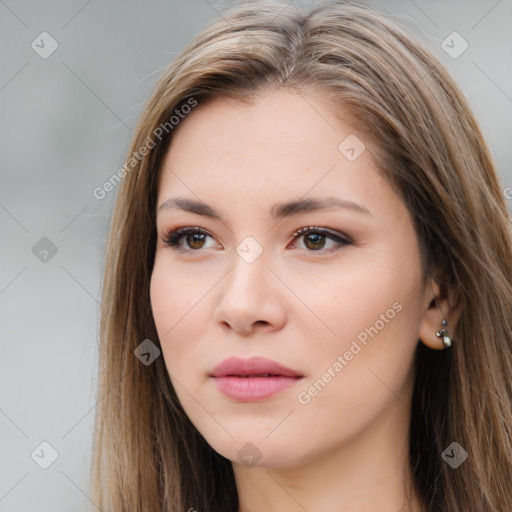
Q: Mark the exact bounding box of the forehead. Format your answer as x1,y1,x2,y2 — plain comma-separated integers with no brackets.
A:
156,89,397,220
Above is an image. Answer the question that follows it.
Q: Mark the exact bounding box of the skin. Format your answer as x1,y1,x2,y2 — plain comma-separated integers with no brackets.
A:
150,89,459,512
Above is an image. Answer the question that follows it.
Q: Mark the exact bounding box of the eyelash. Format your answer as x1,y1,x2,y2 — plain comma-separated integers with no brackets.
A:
160,226,353,254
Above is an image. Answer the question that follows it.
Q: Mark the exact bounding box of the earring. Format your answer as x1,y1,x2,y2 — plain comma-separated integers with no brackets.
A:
435,319,452,349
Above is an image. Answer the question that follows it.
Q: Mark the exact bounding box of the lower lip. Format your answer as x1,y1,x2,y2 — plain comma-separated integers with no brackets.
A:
212,376,301,401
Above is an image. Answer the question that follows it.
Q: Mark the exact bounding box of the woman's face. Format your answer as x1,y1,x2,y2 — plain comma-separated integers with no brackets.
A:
150,89,433,468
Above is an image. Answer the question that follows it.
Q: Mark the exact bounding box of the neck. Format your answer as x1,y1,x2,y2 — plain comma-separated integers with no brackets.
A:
233,399,425,512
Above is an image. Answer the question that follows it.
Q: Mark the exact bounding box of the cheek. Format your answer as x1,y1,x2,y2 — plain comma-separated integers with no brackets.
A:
288,256,414,355
290,276,422,447
149,260,211,377
150,262,226,445
293,245,424,399
150,264,177,340
150,256,205,331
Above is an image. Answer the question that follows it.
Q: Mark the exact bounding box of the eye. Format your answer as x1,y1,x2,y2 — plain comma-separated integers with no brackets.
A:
161,227,217,252
161,226,352,254
290,226,352,253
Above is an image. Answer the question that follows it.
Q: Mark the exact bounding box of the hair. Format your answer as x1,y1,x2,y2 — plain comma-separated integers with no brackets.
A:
91,1,512,510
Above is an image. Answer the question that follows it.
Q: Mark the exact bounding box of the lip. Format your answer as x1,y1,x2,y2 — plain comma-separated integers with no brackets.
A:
210,356,303,401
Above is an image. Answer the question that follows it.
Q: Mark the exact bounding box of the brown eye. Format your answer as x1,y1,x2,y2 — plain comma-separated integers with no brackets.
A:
186,232,207,249
161,226,352,254
303,232,326,250
161,227,216,252
291,226,352,253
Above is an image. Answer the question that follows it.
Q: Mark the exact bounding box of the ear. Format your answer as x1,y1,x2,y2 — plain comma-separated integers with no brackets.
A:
418,278,462,350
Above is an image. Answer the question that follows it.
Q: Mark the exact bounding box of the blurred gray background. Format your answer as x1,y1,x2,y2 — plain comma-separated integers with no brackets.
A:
1,0,511,510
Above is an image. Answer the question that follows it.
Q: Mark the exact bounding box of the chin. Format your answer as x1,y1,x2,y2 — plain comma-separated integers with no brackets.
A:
198,421,306,469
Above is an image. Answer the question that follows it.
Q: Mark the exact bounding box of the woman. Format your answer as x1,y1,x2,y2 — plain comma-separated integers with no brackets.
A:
91,1,512,510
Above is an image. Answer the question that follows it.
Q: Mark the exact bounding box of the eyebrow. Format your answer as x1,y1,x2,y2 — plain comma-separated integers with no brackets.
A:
157,196,371,220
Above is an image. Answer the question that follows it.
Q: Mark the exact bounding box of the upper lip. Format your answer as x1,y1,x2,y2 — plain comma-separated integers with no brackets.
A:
210,356,303,378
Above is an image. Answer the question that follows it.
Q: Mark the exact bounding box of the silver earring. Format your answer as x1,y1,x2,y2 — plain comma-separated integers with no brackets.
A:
435,319,452,349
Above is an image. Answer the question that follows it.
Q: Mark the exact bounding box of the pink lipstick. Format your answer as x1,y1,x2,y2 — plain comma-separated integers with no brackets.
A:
210,356,303,401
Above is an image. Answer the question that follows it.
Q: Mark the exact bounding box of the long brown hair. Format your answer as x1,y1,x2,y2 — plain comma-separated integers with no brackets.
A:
91,1,512,510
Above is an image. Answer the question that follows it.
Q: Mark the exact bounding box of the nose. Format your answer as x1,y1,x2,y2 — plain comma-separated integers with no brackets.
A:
213,246,287,336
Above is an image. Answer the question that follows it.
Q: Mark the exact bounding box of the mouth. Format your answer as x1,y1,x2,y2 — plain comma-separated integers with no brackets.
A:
222,373,292,377
210,356,303,401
